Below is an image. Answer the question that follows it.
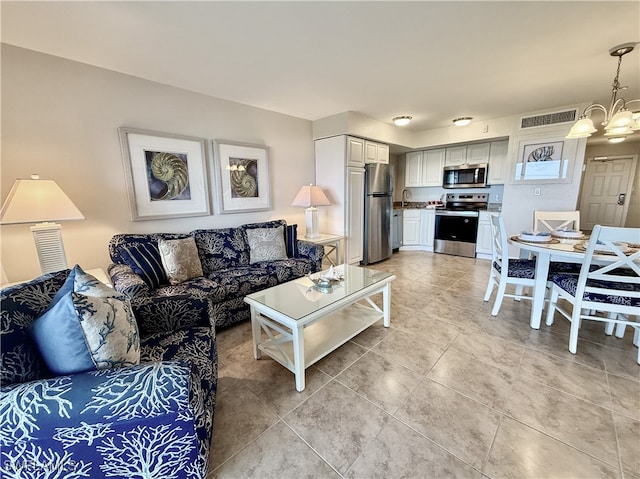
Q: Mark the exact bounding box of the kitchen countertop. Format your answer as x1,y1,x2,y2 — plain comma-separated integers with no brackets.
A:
393,201,502,212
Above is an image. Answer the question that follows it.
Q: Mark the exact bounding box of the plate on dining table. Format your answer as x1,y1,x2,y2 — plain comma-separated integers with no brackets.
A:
518,232,554,243
574,241,631,254
551,229,586,239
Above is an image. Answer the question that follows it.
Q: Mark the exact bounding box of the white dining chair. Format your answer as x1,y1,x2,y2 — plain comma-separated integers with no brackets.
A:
545,225,640,364
534,210,580,233
483,214,537,316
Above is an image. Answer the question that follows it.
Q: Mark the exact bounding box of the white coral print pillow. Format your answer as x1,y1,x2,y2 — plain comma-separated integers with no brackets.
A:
246,226,288,264
158,237,203,285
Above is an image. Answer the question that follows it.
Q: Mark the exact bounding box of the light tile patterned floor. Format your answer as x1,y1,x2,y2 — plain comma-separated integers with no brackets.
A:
208,251,640,479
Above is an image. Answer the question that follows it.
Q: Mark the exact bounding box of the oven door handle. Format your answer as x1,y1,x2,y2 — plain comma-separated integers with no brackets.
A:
435,210,479,217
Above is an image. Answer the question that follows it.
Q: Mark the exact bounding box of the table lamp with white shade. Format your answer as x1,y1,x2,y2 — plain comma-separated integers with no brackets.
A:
0,175,85,274
291,184,331,239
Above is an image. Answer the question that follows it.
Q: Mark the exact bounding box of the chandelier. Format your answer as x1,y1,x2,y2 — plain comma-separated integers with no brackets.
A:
566,42,640,143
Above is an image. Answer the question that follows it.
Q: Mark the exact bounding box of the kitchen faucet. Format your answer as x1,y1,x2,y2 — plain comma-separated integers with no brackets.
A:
401,189,409,208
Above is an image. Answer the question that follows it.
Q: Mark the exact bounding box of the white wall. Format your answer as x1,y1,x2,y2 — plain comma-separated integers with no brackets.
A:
1,45,315,282
501,126,587,255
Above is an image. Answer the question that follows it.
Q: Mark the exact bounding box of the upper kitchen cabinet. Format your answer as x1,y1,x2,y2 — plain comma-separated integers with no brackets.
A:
404,149,444,187
405,151,423,187
422,149,445,186
346,137,365,167
365,140,389,164
445,146,467,166
445,143,490,166
487,140,509,185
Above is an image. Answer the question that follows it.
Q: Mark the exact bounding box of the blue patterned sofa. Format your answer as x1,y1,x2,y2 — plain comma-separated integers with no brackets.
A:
107,220,324,329
0,267,217,478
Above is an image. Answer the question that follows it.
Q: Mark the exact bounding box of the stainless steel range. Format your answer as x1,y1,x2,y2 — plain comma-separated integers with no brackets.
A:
434,193,488,258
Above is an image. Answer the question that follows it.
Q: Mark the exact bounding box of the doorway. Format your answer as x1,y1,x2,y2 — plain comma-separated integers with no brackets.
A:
578,155,637,230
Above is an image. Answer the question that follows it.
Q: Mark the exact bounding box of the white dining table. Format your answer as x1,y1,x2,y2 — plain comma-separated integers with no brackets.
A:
508,235,613,329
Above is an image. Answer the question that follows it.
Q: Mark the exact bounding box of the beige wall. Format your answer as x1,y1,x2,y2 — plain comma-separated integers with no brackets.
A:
1,45,315,282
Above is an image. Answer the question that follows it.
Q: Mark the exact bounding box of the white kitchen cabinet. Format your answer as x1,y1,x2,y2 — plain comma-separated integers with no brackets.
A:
402,209,422,246
404,151,423,187
405,149,444,187
365,140,389,164
445,146,467,166
315,135,365,264
476,210,495,257
466,143,491,164
487,140,509,185
446,143,490,166
345,168,365,264
421,209,435,247
422,149,445,187
346,137,365,168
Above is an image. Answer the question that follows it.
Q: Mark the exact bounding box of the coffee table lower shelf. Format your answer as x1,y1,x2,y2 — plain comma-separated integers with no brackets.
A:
254,303,383,390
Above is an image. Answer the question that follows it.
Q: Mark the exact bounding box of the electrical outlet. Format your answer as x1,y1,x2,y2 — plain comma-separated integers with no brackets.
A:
534,187,541,196
482,124,489,133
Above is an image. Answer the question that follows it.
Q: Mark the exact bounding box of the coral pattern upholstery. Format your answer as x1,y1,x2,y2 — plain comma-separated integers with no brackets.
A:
0,270,217,478
108,220,324,329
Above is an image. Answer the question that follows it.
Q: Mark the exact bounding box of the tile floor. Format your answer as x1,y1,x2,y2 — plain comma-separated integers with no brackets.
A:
207,251,639,479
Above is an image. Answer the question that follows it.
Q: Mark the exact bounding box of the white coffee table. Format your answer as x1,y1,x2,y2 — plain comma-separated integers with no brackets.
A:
244,264,395,391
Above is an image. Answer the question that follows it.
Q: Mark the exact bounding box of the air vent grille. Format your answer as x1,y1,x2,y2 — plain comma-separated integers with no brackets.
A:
520,109,578,129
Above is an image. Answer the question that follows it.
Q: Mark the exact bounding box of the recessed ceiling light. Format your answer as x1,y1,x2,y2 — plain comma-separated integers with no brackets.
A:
608,136,626,143
453,117,473,127
393,116,412,126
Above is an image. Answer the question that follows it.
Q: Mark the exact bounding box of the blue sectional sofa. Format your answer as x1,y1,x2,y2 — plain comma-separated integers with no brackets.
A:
0,268,217,478
107,220,324,329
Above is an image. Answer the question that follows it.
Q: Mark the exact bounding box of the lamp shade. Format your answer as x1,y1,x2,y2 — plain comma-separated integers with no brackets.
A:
565,117,598,138
0,177,85,225
291,184,331,207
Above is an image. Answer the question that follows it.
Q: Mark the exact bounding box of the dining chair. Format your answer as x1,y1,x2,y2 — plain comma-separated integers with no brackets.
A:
545,225,640,364
483,214,537,316
534,210,580,233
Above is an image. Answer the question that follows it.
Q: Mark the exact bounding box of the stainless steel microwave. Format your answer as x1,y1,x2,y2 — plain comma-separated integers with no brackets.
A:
442,163,488,189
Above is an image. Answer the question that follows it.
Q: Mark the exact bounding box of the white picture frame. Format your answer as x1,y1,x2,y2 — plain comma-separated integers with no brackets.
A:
213,140,271,214
512,135,577,184
119,127,211,221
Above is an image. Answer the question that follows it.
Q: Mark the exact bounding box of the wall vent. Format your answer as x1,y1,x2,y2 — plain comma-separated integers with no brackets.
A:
520,109,578,129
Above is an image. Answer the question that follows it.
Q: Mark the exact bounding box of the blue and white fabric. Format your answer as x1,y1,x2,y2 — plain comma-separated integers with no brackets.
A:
493,259,536,279
1,268,218,478
108,220,324,329
550,272,640,307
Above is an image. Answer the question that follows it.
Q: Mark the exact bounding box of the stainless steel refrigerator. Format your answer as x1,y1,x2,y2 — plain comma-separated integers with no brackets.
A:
362,163,393,265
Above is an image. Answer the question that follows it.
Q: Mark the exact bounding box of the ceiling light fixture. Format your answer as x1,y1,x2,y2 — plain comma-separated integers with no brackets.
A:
392,116,412,126
452,117,473,127
566,42,640,142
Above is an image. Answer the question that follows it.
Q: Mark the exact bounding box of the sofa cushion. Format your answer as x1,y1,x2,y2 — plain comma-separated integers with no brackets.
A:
159,237,203,285
246,226,288,264
0,269,70,385
205,266,275,300
120,243,167,289
192,228,250,275
30,269,140,376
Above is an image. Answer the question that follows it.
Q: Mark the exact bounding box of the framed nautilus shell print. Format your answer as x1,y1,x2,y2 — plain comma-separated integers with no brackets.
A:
119,127,211,220
513,135,577,184
213,140,271,214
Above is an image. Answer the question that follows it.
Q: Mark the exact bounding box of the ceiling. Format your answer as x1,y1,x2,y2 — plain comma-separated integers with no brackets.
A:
2,1,639,143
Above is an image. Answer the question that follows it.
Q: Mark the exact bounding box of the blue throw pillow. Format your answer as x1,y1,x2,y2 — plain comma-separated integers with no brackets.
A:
120,243,167,289
285,224,298,258
30,267,140,376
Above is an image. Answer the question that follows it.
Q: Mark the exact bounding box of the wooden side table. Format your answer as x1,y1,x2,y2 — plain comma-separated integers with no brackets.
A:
303,233,343,266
